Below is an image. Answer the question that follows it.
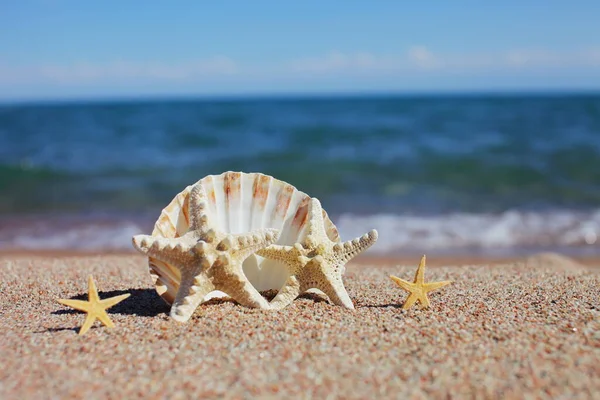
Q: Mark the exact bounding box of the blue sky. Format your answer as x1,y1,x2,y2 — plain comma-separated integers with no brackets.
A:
1,1,599,101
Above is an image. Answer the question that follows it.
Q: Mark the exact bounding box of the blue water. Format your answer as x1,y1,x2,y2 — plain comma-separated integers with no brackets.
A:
1,94,600,255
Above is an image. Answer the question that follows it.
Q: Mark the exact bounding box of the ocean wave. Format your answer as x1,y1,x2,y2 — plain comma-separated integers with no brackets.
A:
2,209,600,256
335,209,600,255
0,219,144,251
3,96,600,215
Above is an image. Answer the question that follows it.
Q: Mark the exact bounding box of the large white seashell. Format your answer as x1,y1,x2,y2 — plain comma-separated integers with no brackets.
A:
146,171,340,305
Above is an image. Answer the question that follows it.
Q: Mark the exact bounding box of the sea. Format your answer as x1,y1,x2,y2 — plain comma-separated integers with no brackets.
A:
1,93,600,257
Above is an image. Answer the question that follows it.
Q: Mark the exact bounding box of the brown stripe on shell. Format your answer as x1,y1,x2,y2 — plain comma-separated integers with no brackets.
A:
155,205,175,236
291,197,310,230
253,174,271,211
173,191,191,237
181,190,190,230
223,171,241,207
208,187,216,205
154,213,175,238
275,184,295,219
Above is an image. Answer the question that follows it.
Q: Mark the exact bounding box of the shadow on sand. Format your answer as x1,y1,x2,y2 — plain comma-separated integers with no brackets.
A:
52,288,170,317
52,287,337,325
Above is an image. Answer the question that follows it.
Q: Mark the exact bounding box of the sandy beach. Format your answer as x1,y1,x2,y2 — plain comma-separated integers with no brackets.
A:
0,252,598,399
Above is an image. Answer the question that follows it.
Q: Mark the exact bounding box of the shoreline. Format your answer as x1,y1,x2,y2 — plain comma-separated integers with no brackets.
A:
2,249,600,267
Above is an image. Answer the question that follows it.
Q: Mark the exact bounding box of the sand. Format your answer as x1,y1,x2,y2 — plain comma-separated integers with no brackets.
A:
0,252,598,399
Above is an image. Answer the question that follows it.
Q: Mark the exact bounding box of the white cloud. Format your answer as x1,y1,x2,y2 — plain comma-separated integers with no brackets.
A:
286,46,600,75
420,46,600,70
407,46,439,68
1,46,599,89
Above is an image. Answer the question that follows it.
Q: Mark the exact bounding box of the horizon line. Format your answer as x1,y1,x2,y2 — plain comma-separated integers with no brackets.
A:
2,87,600,106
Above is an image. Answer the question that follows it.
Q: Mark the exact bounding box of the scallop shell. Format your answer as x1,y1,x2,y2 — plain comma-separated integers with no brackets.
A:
147,171,340,304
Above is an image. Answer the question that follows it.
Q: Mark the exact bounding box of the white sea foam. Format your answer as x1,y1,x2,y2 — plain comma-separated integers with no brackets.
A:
334,209,600,255
2,209,600,256
0,220,143,251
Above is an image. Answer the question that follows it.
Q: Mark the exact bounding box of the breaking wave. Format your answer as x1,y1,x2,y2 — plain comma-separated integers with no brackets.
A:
336,208,600,256
2,209,600,256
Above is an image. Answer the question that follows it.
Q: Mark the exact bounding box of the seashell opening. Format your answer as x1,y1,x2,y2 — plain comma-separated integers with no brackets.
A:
146,171,340,305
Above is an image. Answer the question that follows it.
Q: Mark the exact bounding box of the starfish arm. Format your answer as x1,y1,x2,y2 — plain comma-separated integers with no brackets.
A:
131,234,195,266
304,198,327,246
226,277,271,309
402,293,419,310
424,280,452,292
170,271,215,323
99,293,131,309
418,293,431,309
308,267,354,309
415,255,427,284
256,244,295,265
390,275,415,293
78,313,97,336
95,310,116,329
212,258,271,309
270,276,301,310
87,275,100,303
338,229,378,263
228,229,280,260
56,299,91,313
188,183,212,231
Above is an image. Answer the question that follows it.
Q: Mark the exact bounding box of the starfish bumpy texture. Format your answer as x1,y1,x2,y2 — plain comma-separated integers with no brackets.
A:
390,255,452,310
257,198,378,310
132,183,280,322
57,275,130,335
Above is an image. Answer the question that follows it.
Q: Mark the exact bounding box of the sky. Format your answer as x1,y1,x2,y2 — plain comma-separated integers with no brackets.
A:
1,1,600,102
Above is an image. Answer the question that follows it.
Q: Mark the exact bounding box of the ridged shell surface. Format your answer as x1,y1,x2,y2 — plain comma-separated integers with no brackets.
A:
147,171,340,304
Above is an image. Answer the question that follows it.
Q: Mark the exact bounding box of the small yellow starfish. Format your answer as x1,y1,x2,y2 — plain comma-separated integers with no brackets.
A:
390,255,452,310
57,275,130,335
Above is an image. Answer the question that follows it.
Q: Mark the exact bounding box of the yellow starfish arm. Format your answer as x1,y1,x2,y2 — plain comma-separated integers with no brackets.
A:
56,299,91,313
402,293,419,310
424,280,452,292
78,313,97,336
188,183,212,231
99,293,131,309
414,255,426,284
95,310,116,329
418,293,431,309
87,275,100,303
390,275,415,293
339,230,378,263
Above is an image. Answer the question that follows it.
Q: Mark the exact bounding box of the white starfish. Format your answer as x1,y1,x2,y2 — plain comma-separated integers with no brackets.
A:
132,183,280,322
257,198,378,310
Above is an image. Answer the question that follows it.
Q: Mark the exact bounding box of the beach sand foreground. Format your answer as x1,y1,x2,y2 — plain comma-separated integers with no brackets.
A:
0,253,598,399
